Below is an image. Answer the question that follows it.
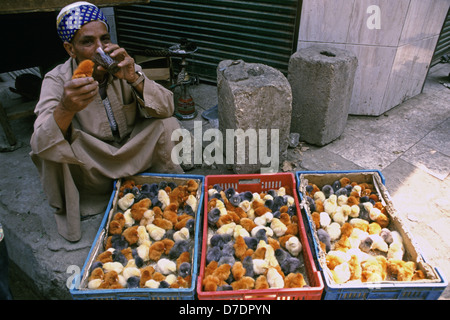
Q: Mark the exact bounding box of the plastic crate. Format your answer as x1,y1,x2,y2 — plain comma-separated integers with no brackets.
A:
295,170,448,300
70,173,204,300
197,172,324,300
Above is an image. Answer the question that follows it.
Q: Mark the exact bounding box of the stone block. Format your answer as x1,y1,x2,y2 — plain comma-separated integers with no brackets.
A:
217,60,292,173
288,46,358,146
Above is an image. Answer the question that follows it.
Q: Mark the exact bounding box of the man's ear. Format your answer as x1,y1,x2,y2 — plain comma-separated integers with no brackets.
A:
63,41,76,59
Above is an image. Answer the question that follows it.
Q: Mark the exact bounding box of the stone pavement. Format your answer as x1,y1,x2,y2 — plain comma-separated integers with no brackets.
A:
0,62,448,299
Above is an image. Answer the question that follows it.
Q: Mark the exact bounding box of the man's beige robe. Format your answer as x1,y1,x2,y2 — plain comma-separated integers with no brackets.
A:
30,58,183,242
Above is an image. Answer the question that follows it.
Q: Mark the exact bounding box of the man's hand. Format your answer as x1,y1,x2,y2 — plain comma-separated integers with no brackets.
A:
102,43,138,83
61,77,99,113
54,77,99,137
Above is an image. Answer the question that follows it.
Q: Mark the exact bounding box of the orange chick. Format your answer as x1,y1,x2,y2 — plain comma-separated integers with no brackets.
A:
122,225,139,245
339,177,350,187
109,212,126,235
284,273,306,288
315,200,324,214
89,267,104,281
239,218,256,233
255,275,270,289
177,251,190,269
204,261,218,277
130,198,151,222
161,238,175,254
187,179,199,193
72,59,94,79
233,235,248,260
387,260,416,281
231,261,246,281
203,275,221,291
341,222,353,238
96,250,113,264
153,218,173,230
139,266,155,287
311,212,321,230
348,255,362,280
148,241,165,261
212,264,231,282
231,276,255,290
99,270,123,289
254,206,271,217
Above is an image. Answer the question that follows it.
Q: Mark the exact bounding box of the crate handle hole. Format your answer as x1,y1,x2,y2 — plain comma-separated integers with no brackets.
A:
238,178,261,185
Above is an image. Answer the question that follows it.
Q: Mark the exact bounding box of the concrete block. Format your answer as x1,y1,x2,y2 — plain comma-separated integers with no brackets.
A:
288,46,358,146
217,60,292,173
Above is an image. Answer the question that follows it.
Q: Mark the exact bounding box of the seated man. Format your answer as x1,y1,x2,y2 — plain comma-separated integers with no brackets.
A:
30,2,183,242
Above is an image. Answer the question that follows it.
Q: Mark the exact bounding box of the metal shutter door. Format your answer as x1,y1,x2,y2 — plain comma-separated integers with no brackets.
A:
431,8,450,67
114,0,300,82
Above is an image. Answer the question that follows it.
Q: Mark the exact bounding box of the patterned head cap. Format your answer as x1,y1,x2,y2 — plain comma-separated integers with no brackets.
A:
57,1,108,43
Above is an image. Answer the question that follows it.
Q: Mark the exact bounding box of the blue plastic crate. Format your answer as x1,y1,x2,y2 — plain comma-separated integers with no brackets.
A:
70,173,204,300
295,170,448,300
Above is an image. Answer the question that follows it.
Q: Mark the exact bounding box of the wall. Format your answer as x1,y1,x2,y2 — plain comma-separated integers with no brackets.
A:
297,0,450,116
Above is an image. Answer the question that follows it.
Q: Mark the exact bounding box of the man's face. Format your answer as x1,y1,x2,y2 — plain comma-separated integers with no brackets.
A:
64,20,111,63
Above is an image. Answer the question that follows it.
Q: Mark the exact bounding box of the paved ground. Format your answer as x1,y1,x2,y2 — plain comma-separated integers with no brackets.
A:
0,62,448,300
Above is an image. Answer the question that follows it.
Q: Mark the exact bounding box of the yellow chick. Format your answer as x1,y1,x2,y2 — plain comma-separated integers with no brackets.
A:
155,258,177,275
326,222,342,242
102,262,124,274
173,227,190,242
285,236,302,256
314,191,326,203
331,262,351,284
267,267,284,288
238,200,251,212
118,193,135,211
123,209,135,228
369,234,388,252
332,207,348,225
253,259,269,275
140,209,155,226
320,211,331,228
136,242,151,262
144,279,160,288
257,240,278,267
186,194,198,211
277,187,286,197
254,212,273,226
351,185,362,196
337,195,348,206
387,241,404,260
158,189,170,210
137,225,150,246
270,218,288,237
88,278,102,289
146,223,166,241
324,195,338,216
349,205,360,218
217,222,236,236
122,266,141,280
233,225,250,239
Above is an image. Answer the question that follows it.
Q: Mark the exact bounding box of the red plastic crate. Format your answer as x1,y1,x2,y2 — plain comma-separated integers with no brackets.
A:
197,173,324,300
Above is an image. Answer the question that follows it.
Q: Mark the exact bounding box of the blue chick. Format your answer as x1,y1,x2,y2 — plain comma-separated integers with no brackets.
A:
317,228,331,252
127,276,140,288
322,185,334,198
179,262,191,277
207,208,221,227
242,255,254,278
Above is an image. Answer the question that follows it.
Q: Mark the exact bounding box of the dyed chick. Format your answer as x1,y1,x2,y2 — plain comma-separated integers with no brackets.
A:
284,273,306,288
